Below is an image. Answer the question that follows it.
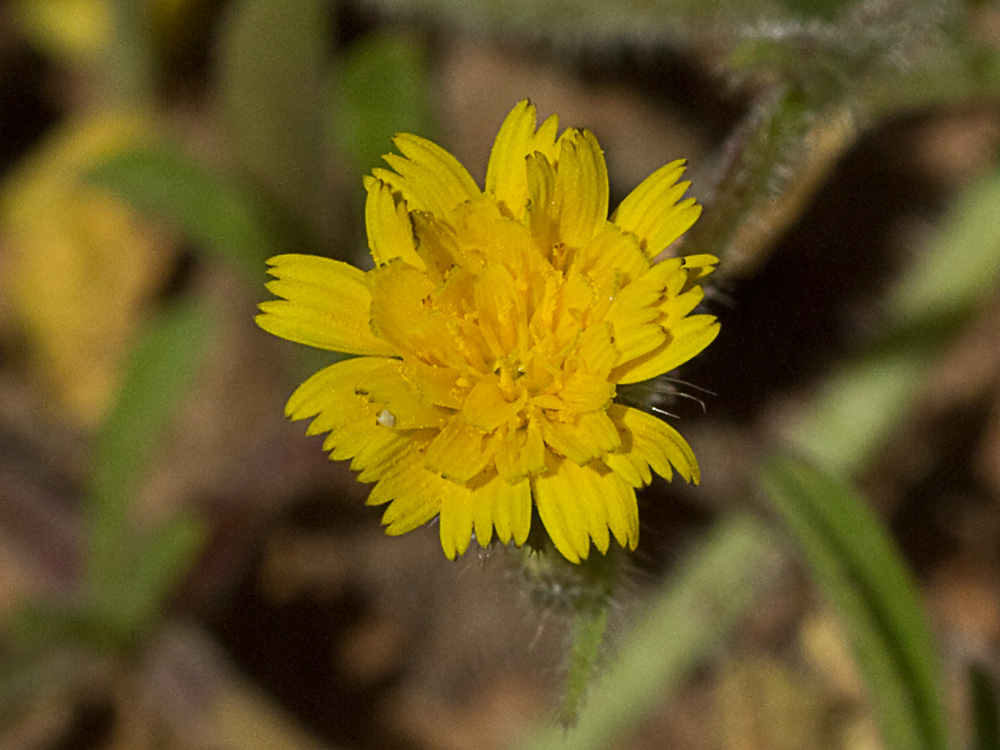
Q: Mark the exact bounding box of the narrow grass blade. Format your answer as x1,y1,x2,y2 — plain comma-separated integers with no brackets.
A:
89,300,213,595
760,454,949,750
101,511,206,644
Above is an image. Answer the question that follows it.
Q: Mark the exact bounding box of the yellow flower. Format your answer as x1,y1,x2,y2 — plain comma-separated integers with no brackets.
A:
257,100,720,563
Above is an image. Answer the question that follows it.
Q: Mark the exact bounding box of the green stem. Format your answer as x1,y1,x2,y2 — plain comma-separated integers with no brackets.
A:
560,600,610,727
516,544,625,727
685,89,856,277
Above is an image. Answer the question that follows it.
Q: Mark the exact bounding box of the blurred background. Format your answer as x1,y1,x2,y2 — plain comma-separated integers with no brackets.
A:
2,0,1000,748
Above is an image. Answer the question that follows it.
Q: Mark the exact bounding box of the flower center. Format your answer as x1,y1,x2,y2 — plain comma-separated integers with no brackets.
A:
495,358,525,399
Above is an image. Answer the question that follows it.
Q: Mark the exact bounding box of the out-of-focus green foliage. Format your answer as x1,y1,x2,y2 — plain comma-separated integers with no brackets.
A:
86,143,285,282
215,0,329,249
760,456,950,750
9,300,213,655
332,29,433,174
88,299,213,644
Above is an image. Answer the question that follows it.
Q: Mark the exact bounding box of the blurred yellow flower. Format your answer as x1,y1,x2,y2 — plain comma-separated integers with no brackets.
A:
9,0,107,61
257,100,719,562
9,0,206,62
0,114,173,425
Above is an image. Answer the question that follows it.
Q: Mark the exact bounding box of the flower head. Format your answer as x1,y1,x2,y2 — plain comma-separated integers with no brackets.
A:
257,100,719,563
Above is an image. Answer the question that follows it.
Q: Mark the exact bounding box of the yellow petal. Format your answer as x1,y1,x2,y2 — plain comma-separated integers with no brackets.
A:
411,211,460,282
376,132,480,218
555,129,609,249
576,465,611,555
257,254,396,356
611,160,702,257
495,418,546,481
531,457,633,562
540,410,621,464
364,178,422,268
366,442,426,504
351,426,413,480
600,468,639,549
380,488,439,535
660,286,706,327
439,482,475,559
602,449,652,488
571,223,650,300
604,254,720,383
612,314,720,385
610,321,666,369
285,356,389,422
554,371,616,413
471,479,495,548
485,99,560,217
359,360,450,430
286,357,430,470
677,253,720,289
464,376,525,432
658,253,719,301
605,276,667,365
532,457,591,563
485,100,536,215
610,404,700,484
368,260,447,363
474,262,528,359
423,415,496,483
377,461,442,533
404,360,466,409
524,150,559,251
567,321,616,376
477,474,532,546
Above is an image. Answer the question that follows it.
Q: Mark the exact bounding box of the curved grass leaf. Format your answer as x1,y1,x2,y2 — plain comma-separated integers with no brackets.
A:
85,143,284,281
89,299,213,601
94,509,207,647
760,454,949,750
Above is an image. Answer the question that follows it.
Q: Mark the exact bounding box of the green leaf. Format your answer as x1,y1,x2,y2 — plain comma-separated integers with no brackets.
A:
759,455,950,750
89,299,213,595
85,142,284,280
887,168,1000,327
101,511,206,642
332,29,433,174
515,516,778,750
215,0,330,247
